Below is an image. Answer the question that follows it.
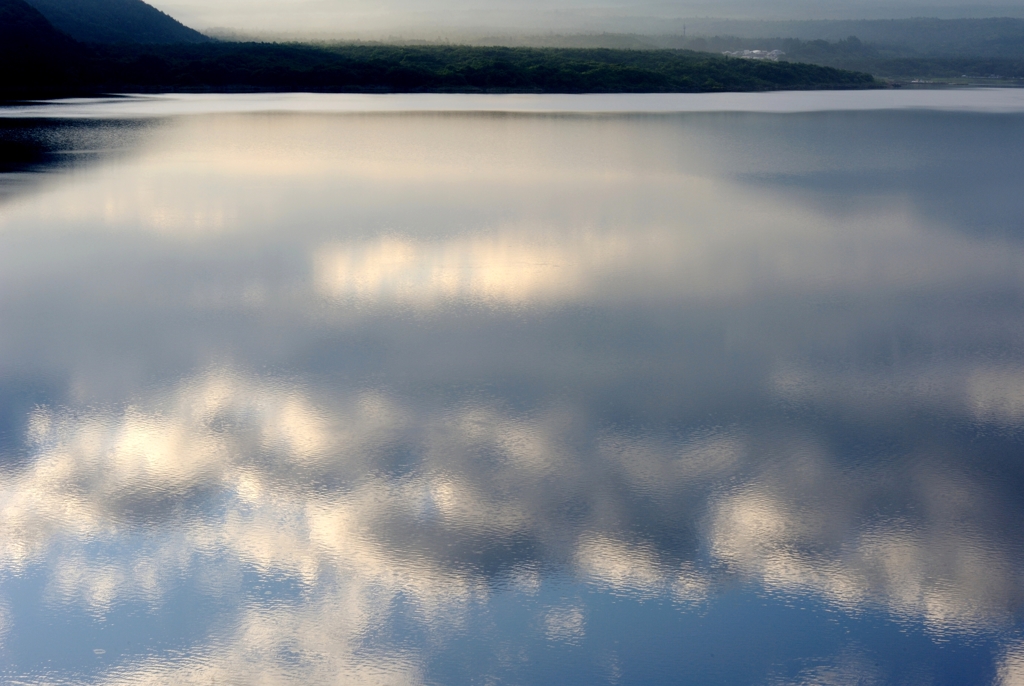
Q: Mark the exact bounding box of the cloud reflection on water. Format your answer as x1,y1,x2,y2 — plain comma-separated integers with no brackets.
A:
3,360,1022,682
0,102,1023,682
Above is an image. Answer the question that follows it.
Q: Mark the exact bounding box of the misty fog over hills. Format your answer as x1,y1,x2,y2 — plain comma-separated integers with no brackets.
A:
7,0,1024,54
3,0,1024,95
154,0,1024,39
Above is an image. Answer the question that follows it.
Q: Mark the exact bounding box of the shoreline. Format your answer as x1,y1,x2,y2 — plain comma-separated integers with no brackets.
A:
3,88,1024,119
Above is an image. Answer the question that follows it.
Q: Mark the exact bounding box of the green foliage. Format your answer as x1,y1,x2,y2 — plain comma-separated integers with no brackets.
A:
812,57,1024,79
72,43,876,94
0,4,877,100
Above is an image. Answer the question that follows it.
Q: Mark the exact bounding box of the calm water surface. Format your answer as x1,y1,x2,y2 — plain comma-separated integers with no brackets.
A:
2,91,1024,684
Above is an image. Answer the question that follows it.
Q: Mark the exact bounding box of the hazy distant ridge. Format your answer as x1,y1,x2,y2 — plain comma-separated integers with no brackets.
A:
438,17,1024,81
670,17,1024,57
440,18,1024,59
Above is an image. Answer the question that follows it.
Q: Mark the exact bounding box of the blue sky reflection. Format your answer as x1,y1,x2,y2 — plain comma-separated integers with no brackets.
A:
0,94,1023,684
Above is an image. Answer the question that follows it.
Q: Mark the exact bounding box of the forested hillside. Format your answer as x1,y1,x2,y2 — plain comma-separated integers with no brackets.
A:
1,34,877,99
0,0,878,98
23,0,209,44
465,18,1024,82
0,0,81,94
76,43,877,93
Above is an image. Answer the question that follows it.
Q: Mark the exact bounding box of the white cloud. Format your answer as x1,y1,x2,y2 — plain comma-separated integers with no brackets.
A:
709,443,1020,633
2,359,1022,680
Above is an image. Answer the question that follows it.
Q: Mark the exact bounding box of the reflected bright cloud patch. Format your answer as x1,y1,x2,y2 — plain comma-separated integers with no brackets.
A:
2,99,1024,683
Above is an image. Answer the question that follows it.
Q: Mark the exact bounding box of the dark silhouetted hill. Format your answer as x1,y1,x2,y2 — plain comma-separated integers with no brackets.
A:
77,43,877,93
22,0,209,44
0,0,878,99
2,41,879,98
0,0,84,96
1,0,75,51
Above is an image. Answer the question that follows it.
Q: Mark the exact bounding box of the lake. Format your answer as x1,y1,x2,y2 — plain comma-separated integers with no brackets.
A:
2,90,1024,684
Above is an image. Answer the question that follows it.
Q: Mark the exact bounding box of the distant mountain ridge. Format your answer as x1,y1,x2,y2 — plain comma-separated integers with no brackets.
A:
22,0,209,44
466,18,1024,59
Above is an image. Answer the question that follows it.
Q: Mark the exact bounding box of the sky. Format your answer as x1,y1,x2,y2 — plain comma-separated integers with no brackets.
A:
149,0,1024,37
